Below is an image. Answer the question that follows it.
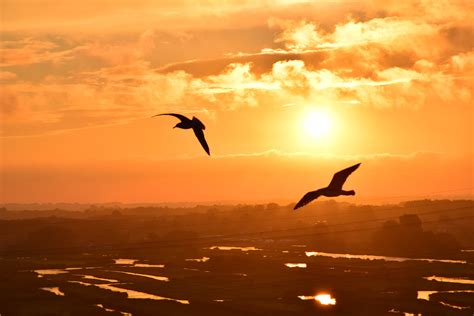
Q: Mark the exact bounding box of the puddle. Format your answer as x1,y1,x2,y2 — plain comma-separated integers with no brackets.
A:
71,281,189,304
113,259,164,268
417,291,437,301
95,304,132,316
298,294,336,305
70,280,97,286
110,271,169,282
439,301,469,310
34,269,68,278
65,266,100,270
97,284,188,304
305,251,467,264
114,259,138,265
419,277,474,310
424,275,474,285
40,287,64,296
389,309,422,315
82,275,119,283
186,257,210,262
418,290,474,300
208,246,262,252
417,290,474,310
134,263,165,268
285,263,307,268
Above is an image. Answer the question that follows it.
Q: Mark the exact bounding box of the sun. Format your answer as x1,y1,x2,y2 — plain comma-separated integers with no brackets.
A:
303,110,332,138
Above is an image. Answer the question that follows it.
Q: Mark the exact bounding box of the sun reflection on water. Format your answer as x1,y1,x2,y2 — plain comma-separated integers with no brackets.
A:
298,294,336,305
315,294,336,305
285,263,307,268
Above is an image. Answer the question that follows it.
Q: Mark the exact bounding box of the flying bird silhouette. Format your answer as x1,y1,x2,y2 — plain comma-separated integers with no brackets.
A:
294,163,361,210
153,113,210,155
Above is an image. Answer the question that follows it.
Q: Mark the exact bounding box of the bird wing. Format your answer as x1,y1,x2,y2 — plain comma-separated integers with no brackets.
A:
327,163,361,190
192,127,210,155
192,116,206,130
152,113,189,122
294,190,322,210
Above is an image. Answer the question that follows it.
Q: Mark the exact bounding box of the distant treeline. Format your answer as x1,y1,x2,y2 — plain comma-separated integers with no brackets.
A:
0,199,472,259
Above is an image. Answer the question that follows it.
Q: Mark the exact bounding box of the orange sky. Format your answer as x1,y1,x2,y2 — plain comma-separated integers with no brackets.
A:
1,0,473,204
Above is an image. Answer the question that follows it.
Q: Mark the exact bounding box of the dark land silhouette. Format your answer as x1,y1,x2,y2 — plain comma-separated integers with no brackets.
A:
0,199,473,315
154,113,210,155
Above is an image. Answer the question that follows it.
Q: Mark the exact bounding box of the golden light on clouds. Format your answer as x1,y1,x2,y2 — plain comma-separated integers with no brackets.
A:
1,0,473,203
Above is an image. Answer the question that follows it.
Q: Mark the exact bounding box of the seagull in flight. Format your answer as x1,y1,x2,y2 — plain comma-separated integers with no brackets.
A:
294,163,361,210
153,113,210,155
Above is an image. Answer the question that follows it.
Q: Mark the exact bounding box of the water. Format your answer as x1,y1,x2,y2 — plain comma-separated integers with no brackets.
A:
71,280,189,304
418,290,474,301
285,263,307,268
114,259,138,265
439,301,469,310
417,291,437,301
40,287,64,296
305,251,467,264
418,275,474,309
69,280,94,286
134,263,165,268
208,246,262,251
95,304,132,316
417,290,474,310
389,309,422,316
110,271,170,282
66,266,100,270
186,257,210,262
34,269,68,277
298,294,336,305
424,275,474,285
113,259,164,268
95,284,189,304
82,275,119,283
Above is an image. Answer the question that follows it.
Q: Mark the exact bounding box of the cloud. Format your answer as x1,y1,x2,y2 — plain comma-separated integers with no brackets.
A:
1,0,366,32
446,51,474,74
2,49,470,136
0,38,78,67
365,0,474,24
268,17,439,52
0,71,17,80
1,1,472,136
